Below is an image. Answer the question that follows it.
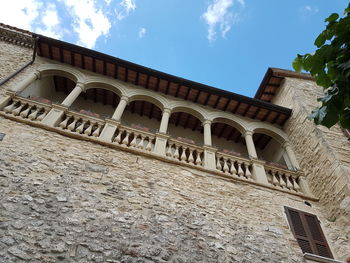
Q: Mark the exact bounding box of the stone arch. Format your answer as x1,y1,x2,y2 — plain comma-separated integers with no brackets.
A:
210,113,248,134
38,63,84,83
83,80,124,98
170,103,207,122
128,90,168,111
247,122,288,144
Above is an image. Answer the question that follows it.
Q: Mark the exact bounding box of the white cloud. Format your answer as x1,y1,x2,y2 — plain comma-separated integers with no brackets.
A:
0,0,138,49
116,0,136,20
0,0,41,30
62,0,111,48
300,5,319,17
201,0,244,42
138,27,146,38
35,3,62,39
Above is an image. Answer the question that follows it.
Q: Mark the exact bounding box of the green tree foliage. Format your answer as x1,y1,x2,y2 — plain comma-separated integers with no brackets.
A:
293,4,350,129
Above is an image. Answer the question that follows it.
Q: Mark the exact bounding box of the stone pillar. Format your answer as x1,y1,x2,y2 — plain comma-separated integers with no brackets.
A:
61,82,84,107
154,133,170,156
41,104,68,127
203,120,212,146
111,96,129,121
244,130,258,159
159,108,171,134
99,119,120,142
251,159,269,185
203,145,217,170
11,70,40,93
283,141,300,170
298,175,312,196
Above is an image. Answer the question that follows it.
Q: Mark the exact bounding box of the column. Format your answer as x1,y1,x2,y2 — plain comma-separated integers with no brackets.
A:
42,82,85,126
244,130,258,159
154,108,172,156
61,82,84,107
283,141,300,170
159,108,171,134
203,120,212,146
12,70,40,93
111,96,129,121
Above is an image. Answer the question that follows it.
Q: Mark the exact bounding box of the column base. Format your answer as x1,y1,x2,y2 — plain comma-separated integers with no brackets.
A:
203,145,217,170
99,119,120,142
251,159,269,185
41,104,67,127
154,133,170,156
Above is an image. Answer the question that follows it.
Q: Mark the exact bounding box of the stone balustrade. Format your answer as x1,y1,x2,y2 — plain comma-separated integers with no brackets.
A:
166,138,204,166
215,151,253,180
3,97,49,122
112,125,156,152
0,94,312,198
58,112,104,137
265,164,302,193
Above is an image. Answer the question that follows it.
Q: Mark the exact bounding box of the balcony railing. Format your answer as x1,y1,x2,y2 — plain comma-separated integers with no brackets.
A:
0,94,309,198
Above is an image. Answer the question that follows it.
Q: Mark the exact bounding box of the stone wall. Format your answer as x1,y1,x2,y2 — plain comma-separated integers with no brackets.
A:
272,77,350,259
0,116,349,262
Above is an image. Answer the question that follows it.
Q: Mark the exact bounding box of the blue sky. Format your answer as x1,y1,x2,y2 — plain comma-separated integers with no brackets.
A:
0,0,348,97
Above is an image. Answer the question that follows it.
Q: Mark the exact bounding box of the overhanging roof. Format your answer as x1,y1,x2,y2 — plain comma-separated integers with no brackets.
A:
255,67,314,102
33,34,293,126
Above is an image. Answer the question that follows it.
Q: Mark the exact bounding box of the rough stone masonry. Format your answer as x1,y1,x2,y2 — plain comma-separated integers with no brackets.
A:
0,117,348,263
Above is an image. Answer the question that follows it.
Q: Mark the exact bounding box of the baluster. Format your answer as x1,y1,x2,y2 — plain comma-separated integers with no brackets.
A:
84,123,93,136
173,145,179,160
76,120,86,133
180,148,187,162
229,161,237,175
122,131,130,145
28,107,39,120
286,175,294,190
59,116,69,129
188,150,194,164
223,158,229,173
145,139,152,151
195,152,202,165
216,158,222,171
3,100,17,113
19,105,31,118
113,130,122,143
272,171,279,186
67,117,77,131
12,102,24,115
291,177,301,192
137,136,145,149
166,145,172,157
92,125,102,137
244,163,252,179
279,174,287,188
130,134,137,147
36,109,47,121
237,162,244,177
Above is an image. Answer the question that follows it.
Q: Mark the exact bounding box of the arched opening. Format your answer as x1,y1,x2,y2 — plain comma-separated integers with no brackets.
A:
121,100,163,133
69,87,119,118
253,132,290,169
19,75,76,105
211,121,248,158
167,111,204,146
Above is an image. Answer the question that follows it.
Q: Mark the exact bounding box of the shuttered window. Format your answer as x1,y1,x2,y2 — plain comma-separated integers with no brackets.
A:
284,206,333,259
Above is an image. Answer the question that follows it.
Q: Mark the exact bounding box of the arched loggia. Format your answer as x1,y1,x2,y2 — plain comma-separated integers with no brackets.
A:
20,75,77,105
211,118,248,158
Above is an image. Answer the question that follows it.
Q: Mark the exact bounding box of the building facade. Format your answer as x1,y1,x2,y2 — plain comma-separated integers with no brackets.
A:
0,24,349,263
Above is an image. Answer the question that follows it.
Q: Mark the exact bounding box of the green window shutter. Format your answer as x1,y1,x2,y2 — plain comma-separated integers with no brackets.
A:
284,207,333,259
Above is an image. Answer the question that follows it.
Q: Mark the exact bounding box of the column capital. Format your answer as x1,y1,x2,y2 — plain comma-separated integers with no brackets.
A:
120,95,130,103
33,70,41,80
76,82,85,90
202,119,212,126
244,130,254,137
162,108,171,114
283,141,291,148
